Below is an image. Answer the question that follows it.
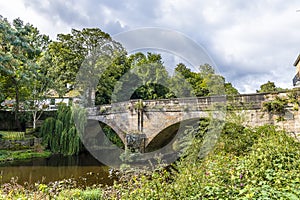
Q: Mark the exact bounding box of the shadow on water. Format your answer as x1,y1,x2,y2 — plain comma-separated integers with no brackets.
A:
0,152,115,187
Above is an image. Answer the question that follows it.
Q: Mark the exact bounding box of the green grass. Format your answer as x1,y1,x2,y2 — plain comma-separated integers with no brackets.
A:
0,131,25,140
0,149,51,162
80,188,103,200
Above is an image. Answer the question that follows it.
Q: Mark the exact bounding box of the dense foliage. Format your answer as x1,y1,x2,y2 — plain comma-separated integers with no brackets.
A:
0,16,50,130
113,55,239,103
0,16,239,157
0,16,239,106
262,96,288,115
101,123,124,149
257,81,285,93
40,104,86,155
46,28,127,105
104,124,300,199
2,123,300,199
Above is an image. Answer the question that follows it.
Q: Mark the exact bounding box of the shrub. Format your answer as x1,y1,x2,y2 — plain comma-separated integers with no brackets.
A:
262,96,288,114
40,105,85,155
107,123,300,199
80,188,103,200
0,132,25,140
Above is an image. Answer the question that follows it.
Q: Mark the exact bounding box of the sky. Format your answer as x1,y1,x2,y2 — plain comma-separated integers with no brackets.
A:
1,0,300,93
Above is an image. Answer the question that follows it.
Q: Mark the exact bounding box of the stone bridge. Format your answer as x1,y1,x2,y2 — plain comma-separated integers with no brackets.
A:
87,90,300,150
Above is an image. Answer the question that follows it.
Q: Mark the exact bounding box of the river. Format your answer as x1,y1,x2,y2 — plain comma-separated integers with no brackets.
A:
0,152,114,187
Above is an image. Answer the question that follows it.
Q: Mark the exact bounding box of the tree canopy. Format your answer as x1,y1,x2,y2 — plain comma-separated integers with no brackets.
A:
0,16,50,129
0,16,240,108
257,81,285,93
0,15,240,131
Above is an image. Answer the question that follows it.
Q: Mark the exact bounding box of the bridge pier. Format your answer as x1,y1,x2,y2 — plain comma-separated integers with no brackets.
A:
125,133,146,153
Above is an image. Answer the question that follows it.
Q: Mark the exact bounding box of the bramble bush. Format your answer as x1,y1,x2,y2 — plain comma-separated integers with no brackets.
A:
107,124,300,199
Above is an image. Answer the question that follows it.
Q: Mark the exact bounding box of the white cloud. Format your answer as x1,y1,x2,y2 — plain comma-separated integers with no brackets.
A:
1,0,300,93
156,0,300,92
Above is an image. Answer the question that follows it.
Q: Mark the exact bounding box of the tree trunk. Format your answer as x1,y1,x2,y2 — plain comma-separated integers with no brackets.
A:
32,109,43,130
33,111,37,129
14,81,22,131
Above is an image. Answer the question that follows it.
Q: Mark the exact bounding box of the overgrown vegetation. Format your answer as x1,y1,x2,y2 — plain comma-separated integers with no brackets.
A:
0,149,51,162
40,104,86,156
0,178,102,200
102,124,124,149
262,96,288,114
0,131,25,140
287,89,300,111
1,122,300,199
262,90,300,121
103,124,300,199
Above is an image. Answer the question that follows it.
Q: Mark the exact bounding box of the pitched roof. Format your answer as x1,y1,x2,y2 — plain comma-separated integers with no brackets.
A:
294,54,300,66
45,89,80,98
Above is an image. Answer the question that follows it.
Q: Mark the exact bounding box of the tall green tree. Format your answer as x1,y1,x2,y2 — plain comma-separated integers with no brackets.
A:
40,104,85,155
257,81,277,93
95,51,129,105
256,81,285,93
130,53,170,100
26,52,53,129
46,28,127,105
167,64,193,98
0,16,48,130
112,52,171,102
23,24,51,129
171,63,238,97
172,63,210,97
224,83,239,95
198,64,226,96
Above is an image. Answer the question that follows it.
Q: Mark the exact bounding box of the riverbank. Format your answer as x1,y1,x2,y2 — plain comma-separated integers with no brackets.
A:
0,129,52,163
0,180,104,200
1,124,300,199
0,149,51,163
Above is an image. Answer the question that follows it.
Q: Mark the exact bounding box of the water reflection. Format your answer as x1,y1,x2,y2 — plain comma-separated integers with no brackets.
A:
0,152,114,186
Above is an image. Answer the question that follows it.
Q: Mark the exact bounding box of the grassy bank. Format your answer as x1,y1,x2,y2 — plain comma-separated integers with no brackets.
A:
0,129,51,162
0,179,103,200
0,131,25,140
0,149,51,163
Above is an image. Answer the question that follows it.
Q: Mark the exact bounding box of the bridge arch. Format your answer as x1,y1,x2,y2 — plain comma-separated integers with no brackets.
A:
144,111,211,147
87,114,127,144
83,119,125,149
145,117,209,152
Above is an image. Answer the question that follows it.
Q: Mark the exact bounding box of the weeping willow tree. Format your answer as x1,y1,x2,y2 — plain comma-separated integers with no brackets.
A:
40,104,86,155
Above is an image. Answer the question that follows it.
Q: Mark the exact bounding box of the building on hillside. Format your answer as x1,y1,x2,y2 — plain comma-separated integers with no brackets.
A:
45,89,81,110
0,90,80,111
293,54,300,87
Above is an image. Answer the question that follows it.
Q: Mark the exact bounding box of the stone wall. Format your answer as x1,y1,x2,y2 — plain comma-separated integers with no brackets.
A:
0,138,42,150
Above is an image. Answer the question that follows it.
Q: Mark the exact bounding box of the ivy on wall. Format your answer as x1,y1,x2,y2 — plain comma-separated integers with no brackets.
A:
262,96,288,115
